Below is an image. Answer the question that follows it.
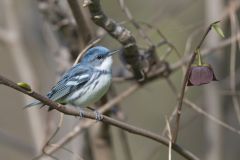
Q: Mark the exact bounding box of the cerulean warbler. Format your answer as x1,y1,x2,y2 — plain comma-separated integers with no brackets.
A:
26,46,118,118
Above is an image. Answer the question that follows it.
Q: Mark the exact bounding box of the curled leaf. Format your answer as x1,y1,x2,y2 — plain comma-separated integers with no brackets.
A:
212,24,225,38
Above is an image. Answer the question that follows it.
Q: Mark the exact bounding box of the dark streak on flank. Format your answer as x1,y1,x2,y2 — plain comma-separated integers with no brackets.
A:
92,80,99,90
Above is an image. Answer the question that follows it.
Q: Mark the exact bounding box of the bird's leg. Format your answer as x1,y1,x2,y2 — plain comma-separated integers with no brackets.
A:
79,108,84,118
87,106,103,121
94,110,103,121
79,108,103,121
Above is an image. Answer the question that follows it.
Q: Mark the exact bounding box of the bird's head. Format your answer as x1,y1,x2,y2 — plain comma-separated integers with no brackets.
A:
81,46,119,71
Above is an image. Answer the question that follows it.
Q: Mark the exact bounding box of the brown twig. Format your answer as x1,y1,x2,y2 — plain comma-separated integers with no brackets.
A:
166,117,172,160
0,74,199,160
172,21,220,143
114,33,240,84
184,99,240,135
41,84,139,158
32,113,64,160
117,0,160,69
138,21,182,59
162,78,240,136
73,38,102,65
170,32,240,72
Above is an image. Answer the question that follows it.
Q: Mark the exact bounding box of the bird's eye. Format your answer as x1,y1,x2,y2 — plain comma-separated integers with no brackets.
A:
96,55,103,60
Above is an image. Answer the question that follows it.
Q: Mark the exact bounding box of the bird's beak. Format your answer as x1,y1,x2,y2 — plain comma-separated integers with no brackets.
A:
108,49,120,56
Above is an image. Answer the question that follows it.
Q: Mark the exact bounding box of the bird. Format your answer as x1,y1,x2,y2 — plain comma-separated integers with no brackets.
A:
26,46,119,120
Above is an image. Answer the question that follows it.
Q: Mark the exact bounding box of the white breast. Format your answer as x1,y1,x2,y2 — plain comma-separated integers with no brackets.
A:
68,73,112,107
66,56,113,107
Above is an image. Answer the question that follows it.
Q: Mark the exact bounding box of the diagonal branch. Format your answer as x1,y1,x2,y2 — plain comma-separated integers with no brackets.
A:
42,84,139,158
84,0,145,81
0,74,199,160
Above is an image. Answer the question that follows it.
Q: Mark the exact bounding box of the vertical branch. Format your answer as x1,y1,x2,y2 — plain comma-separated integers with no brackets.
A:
65,2,109,159
203,0,224,159
229,2,240,124
67,0,94,48
2,0,46,154
38,0,96,159
166,118,172,160
173,22,217,142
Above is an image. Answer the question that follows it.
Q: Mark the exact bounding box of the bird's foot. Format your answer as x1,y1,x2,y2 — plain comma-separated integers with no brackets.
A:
94,111,103,121
79,109,84,118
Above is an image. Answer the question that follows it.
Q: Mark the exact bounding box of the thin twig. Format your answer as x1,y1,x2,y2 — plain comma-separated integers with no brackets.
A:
170,32,240,71
73,38,102,65
138,21,182,59
41,84,139,158
0,75,199,160
166,118,172,160
163,78,240,136
113,34,239,84
43,113,64,153
173,21,222,143
184,99,240,135
32,113,64,160
117,0,154,47
161,78,178,136
117,0,160,69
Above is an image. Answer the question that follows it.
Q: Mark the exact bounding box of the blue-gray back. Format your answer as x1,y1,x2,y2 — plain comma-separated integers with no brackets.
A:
47,63,93,102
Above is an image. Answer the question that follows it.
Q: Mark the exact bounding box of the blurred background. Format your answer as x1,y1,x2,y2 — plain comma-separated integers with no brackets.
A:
0,0,240,160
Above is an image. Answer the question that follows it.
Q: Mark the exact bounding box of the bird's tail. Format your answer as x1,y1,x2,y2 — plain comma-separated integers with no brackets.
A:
24,100,44,109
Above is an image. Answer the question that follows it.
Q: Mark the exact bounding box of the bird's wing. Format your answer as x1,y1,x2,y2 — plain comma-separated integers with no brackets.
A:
47,65,92,102
25,64,92,108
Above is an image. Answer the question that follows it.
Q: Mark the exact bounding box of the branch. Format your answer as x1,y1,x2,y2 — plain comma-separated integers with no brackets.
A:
229,5,240,124
173,21,219,142
170,32,240,71
41,83,139,157
0,74,199,160
84,0,145,81
67,0,93,44
114,33,240,84
184,99,240,135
